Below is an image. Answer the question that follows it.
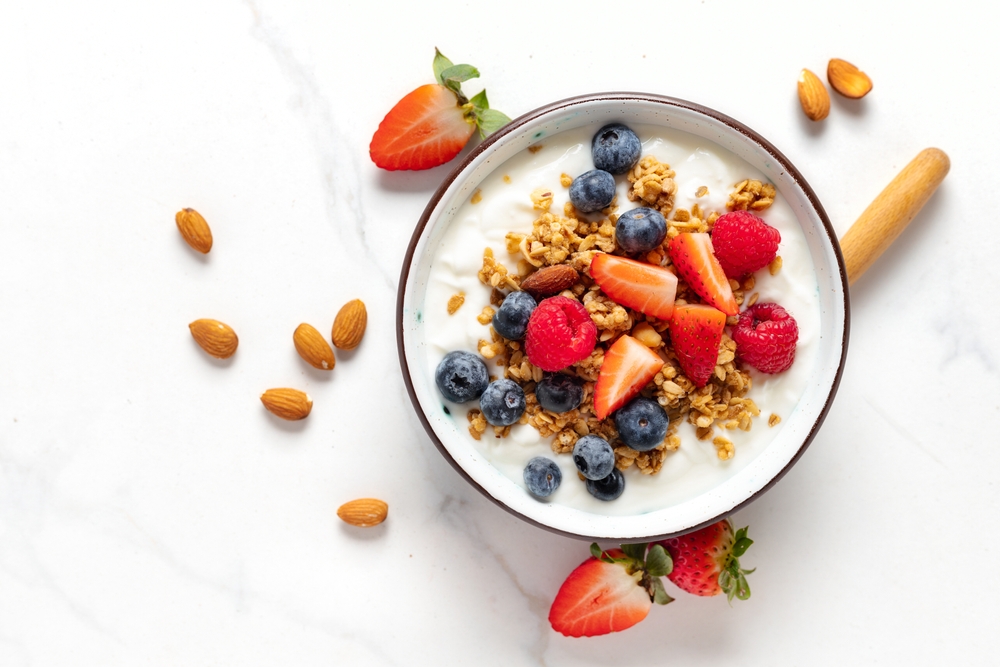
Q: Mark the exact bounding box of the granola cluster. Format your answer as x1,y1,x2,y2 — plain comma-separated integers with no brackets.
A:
466,166,783,473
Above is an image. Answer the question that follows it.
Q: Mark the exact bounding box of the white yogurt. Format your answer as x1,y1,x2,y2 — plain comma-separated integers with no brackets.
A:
422,123,820,516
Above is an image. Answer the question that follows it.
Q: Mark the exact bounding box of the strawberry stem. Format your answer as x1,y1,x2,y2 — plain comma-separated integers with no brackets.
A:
431,48,511,139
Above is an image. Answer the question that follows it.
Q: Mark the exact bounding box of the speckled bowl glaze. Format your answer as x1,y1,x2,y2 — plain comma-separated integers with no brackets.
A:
397,93,849,542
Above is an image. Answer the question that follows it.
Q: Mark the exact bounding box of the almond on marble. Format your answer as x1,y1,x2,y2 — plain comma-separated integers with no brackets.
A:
337,498,388,527
260,388,312,420
189,319,238,359
175,208,213,253
827,58,873,99
797,69,830,121
332,299,367,350
294,323,336,370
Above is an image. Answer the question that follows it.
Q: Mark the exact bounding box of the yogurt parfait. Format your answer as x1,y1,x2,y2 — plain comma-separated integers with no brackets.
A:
399,95,846,538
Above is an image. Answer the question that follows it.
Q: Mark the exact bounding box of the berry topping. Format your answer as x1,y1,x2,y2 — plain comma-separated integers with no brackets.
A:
535,374,584,413
586,468,626,501
614,397,669,452
590,253,677,321
491,291,536,340
667,232,739,316
572,435,615,481
479,378,526,426
549,545,672,637
592,123,642,175
711,210,781,278
524,296,598,372
523,456,562,498
615,207,667,255
731,302,799,374
655,519,754,602
592,335,664,420
369,50,510,171
434,351,489,403
569,169,616,213
669,304,726,388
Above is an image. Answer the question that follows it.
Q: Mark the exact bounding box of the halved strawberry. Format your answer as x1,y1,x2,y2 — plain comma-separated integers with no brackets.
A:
549,544,673,637
669,304,726,387
593,335,663,420
590,253,678,320
369,84,474,171
370,50,510,171
667,233,738,316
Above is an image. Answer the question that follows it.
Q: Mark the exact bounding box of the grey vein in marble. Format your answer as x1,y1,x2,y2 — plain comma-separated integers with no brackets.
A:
243,0,394,291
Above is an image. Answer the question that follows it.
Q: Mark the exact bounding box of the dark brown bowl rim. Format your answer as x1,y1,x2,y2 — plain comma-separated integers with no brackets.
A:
396,92,850,542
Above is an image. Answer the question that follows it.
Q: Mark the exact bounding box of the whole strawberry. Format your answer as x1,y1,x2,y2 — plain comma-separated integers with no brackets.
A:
656,519,754,602
731,302,798,374
549,543,673,637
370,49,511,171
711,210,781,278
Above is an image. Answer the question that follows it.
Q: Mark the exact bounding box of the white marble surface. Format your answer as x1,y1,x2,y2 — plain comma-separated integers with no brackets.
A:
1,1,997,664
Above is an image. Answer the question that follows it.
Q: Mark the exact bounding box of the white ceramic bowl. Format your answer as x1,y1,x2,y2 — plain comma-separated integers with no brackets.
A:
397,93,849,541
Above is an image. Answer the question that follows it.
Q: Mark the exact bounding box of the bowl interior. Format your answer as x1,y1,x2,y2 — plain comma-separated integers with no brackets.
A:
397,93,848,541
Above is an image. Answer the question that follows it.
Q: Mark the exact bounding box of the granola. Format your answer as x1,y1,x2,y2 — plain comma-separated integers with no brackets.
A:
467,175,778,474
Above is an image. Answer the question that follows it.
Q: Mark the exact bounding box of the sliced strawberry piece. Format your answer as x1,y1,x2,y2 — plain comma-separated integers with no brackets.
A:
548,549,652,637
369,84,475,171
593,335,663,420
590,253,678,320
669,304,726,387
667,233,738,316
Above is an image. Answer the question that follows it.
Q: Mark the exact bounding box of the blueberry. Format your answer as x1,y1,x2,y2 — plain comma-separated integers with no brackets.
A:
586,468,625,501
569,169,615,213
616,207,667,255
480,378,526,426
435,351,489,403
573,435,615,481
592,123,641,175
535,374,584,413
492,291,536,340
523,456,562,498
614,397,669,452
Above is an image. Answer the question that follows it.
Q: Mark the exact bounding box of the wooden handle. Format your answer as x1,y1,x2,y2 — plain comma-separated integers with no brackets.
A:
840,147,950,284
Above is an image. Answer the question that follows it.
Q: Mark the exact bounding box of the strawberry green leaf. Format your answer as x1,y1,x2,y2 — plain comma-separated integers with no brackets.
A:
645,544,672,578
476,107,511,138
650,577,674,605
469,89,489,113
732,536,754,557
432,48,455,85
734,572,752,601
621,543,647,561
590,543,603,559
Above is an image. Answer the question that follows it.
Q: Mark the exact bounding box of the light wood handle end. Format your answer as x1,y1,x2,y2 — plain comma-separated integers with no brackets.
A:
840,148,950,284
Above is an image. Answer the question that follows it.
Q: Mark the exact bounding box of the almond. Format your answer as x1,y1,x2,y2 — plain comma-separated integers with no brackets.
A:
520,265,580,297
332,299,367,350
189,319,238,358
175,208,213,253
293,323,336,370
827,58,873,99
797,69,830,121
337,498,388,527
260,388,312,420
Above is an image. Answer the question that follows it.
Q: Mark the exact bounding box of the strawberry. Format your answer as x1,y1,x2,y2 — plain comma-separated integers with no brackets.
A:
590,253,678,320
667,233,739,316
711,210,781,278
592,335,663,420
656,519,754,602
549,543,673,637
524,296,598,372
669,304,726,387
370,49,511,171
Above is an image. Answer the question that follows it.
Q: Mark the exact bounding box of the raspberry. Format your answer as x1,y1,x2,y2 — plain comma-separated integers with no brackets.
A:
731,302,798,374
711,210,781,278
525,296,597,372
